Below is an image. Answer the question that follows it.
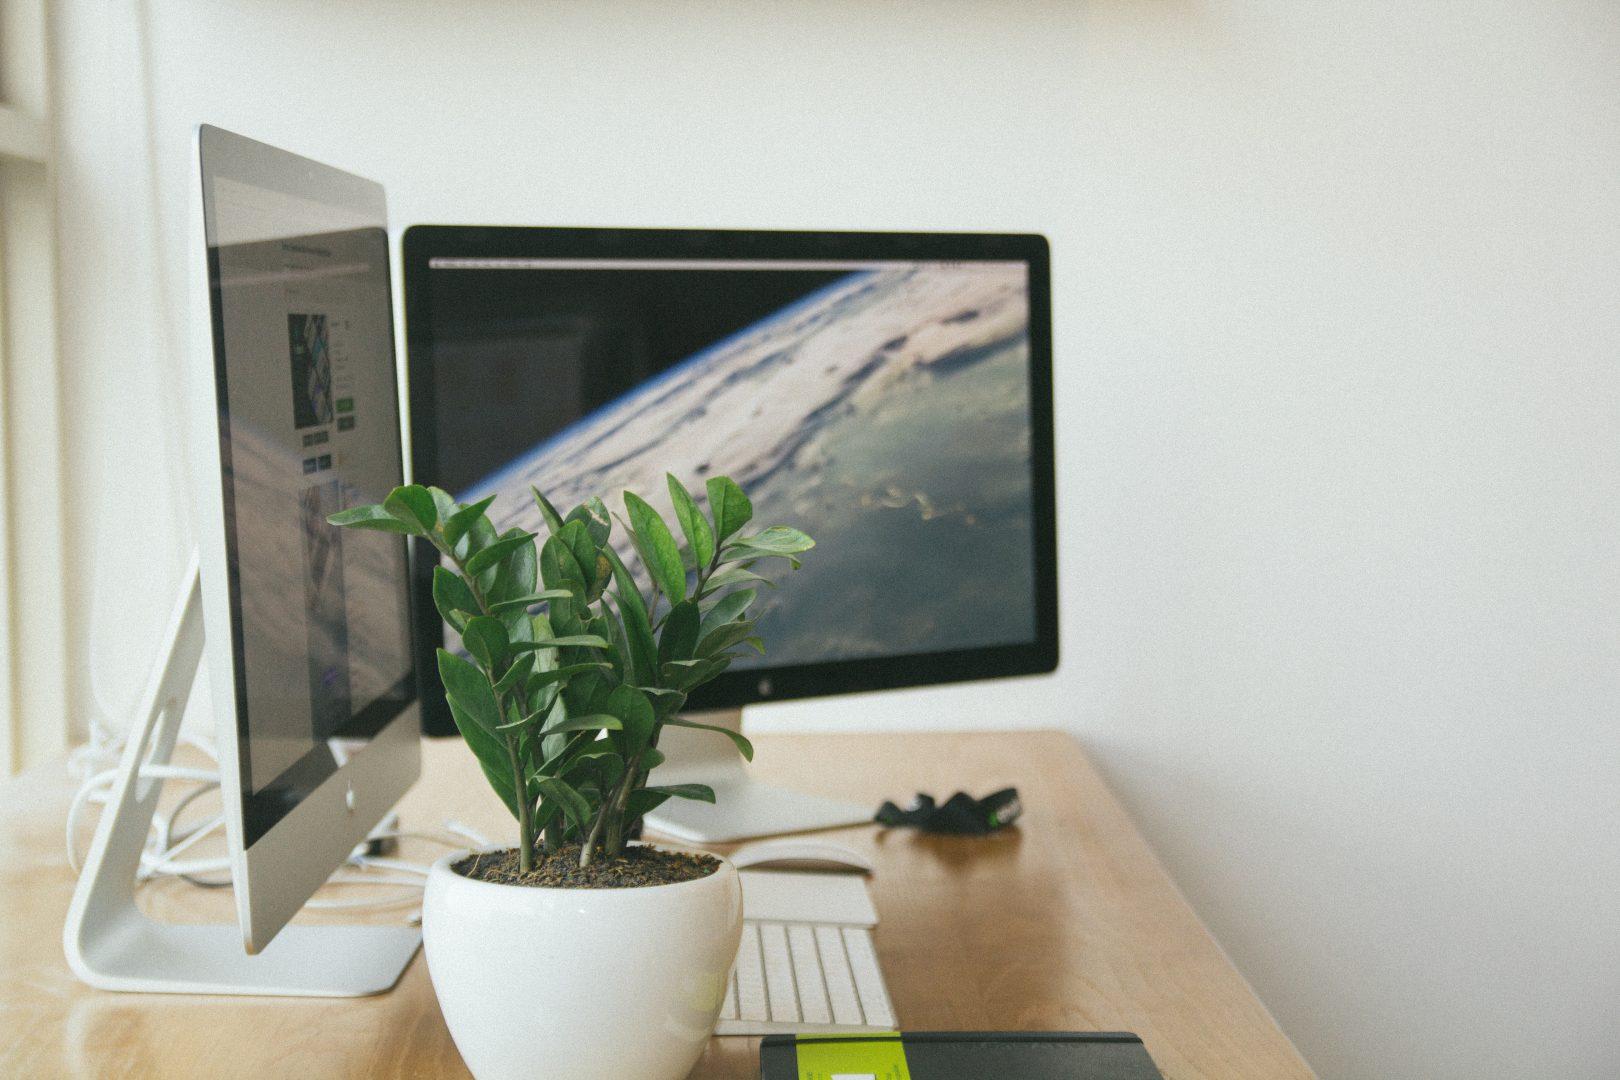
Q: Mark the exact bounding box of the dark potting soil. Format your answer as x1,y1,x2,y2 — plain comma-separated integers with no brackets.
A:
453,845,720,889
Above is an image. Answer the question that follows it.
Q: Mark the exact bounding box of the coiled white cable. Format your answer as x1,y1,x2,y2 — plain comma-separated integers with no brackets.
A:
65,739,492,913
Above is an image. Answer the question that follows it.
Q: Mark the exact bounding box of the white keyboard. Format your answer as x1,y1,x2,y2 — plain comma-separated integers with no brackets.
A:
715,920,896,1035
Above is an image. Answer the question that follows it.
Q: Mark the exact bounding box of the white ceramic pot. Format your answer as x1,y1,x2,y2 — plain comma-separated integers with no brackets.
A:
422,846,743,1080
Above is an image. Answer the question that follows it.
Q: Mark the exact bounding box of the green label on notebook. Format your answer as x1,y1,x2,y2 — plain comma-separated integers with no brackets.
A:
795,1032,911,1080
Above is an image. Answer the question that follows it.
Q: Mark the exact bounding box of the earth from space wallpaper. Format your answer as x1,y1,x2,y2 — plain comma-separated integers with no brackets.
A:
458,262,1038,669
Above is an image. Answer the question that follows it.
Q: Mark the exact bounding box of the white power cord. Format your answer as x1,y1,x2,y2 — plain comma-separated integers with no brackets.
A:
66,734,492,916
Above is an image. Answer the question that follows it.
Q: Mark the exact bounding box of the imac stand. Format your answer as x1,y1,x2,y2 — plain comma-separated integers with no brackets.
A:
644,708,872,843
62,555,421,996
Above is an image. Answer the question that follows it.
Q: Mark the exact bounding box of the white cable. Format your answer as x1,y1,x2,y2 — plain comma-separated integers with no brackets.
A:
138,816,228,879
65,753,487,916
351,855,431,877
303,866,433,910
66,764,221,872
151,780,219,855
443,820,494,849
305,891,424,911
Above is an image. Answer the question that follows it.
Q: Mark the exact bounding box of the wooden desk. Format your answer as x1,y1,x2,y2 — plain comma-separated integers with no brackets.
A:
0,731,1312,1079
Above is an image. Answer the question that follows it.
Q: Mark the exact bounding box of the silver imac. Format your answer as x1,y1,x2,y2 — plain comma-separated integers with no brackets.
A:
63,126,421,996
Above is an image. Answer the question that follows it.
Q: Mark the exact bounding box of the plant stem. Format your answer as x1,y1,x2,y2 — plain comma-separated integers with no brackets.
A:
601,764,640,859
579,804,608,869
504,732,534,874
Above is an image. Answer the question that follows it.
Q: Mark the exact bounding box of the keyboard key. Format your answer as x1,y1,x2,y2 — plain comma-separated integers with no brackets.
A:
735,923,769,1022
815,924,864,1025
843,928,895,1027
789,924,832,1024
760,923,800,1023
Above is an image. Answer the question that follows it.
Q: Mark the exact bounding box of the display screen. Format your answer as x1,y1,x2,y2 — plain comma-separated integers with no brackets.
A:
203,152,414,845
419,256,1039,671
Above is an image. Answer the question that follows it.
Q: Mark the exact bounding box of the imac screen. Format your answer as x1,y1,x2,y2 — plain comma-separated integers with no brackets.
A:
206,169,413,842
418,256,1039,671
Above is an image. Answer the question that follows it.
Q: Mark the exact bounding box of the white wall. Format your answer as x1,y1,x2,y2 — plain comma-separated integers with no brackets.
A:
49,3,1619,1078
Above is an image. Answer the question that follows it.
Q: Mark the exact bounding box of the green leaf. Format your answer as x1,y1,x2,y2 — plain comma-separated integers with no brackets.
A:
537,693,571,762
660,656,730,691
696,618,757,659
717,548,797,570
381,485,438,534
659,600,700,665
488,589,575,615
583,496,613,546
428,486,459,522
442,494,496,549
528,610,557,662
698,565,772,597
490,527,539,604
663,716,755,761
604,683,656,756
557,739,619,768
528,683,562,725
510,634,611,651
601,601,632,684
699,589,755,638
566,499,612,549
634,685,687,718
531,486,566,536
557,519,603,600
529,797,562,835
540,532,589,604
540,712,623,736
446,694,519,818
437,648,500,732
589,552,613,602
624,491,687,604
461,616,509,671
604,547,657,684
327,504,415,533
724,525,814,557
643,782,716,803
625,787,673,819
495,699,542,732
493,652,535,696
462,513,501,588
667,474,715,569
533,776,593,830
432,566,480,632
465,532,537,577
640,746,666,771
545,589,588,645
526,661,612,691
504,601,537,650
705,476,753,544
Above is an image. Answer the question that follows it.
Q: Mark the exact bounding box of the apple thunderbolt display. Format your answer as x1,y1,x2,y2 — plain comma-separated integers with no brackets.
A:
403,227,1057,840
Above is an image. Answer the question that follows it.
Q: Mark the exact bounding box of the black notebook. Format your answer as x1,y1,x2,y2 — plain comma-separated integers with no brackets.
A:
760,1031,1165,1080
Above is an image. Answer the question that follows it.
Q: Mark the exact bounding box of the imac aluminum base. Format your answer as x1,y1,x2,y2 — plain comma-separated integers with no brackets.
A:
62,556,420,997
644,709,872,843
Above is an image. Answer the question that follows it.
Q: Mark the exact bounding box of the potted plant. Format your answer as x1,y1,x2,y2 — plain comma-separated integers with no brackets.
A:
329,474,812,1080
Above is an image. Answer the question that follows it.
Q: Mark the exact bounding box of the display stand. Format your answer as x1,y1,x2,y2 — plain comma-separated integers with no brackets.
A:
62,555,420,996
645,708,872,843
